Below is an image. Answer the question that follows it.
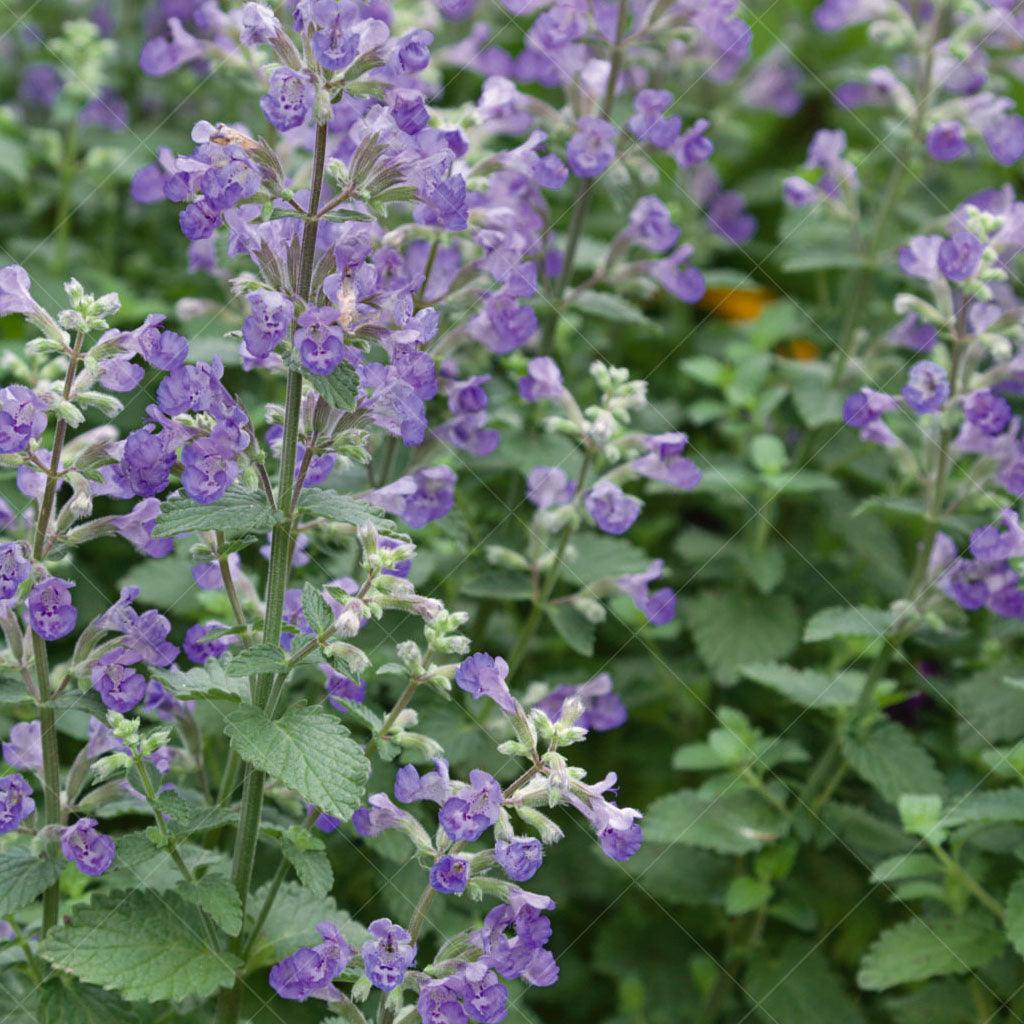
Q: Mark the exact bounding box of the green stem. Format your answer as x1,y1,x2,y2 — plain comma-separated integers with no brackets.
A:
365,675,421,757
31,330,85,935
539,0,628,351
930,843,1005,921
215,120,330,1024
507,452,593,676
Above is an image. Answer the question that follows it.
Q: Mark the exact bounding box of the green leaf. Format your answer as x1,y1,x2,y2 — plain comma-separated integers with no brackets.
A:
153,792,237,839
570,290,660,331
746,939,867,1024
461,572,534,601
177,875,243,936
941,787,1024,828
302,581,335,634
151,661,251,702
38,891,240,1002
618,844,732,906
688,590,800,685
283,838,333,898
725,875,772,916
152,488,281,538
36,981,140,1024
804,605,895,642
225,703,369,821
545,604,595,656
857,912,1004,991
298,487,394,529
1005,874,1024,959
740,662,864,709
843,721,944,805
643,789,786,855
749,434,787,474
224,643,289,678
0,846,63,915
883,979,976,1024
306,360,359,411
870,853,943,884
562,532,651,586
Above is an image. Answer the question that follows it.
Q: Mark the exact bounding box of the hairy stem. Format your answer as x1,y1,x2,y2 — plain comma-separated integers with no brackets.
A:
216,119,330,1024
31,329,85,935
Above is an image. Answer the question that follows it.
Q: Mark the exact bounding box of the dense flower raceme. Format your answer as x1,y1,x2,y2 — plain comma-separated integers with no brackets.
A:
838,186,1024,621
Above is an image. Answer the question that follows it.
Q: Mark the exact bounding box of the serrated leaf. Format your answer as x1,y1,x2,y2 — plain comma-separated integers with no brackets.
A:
38,891,240,1002
545,604,595,656
36,981,140,1024
643,789,786,855
618,843,732,906
306,359,359,410
298,487,394,529
746,939,867,1024
725,875,772,916
740,662,864,709
177,875,243,936
302,581,334,634
283,840,333,898
570,290,660,331
804,605,895,642
154,792,238,839
688,590,800,685
857,912,1004,991
225,643,289,677
0,847,63,915
941,787,1024,828
843,721,944,805
151,661,251,702
225,703,369,821
152,488,281,537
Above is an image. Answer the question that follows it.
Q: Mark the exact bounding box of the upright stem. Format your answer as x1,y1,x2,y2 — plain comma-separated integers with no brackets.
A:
539,0,628,351
31,329,85,935
215,120,330,1024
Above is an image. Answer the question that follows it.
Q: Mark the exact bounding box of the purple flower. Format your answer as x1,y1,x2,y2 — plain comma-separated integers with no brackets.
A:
937,230,984,281
311,0,360,70
473,893,557,984
419,174,468,231
61,817,115,876
673,118,714,167
394,759,452,805
91,650,147,713
627,89,681,150
585,481,642,535
353,793,414,837
926,121,970,162
632,433,701,490
367,465,457,528
627,196,680,253
183,621,232,664
648,244,705,303
3,721,41,773
518,357,563,402
599,820,643,860
261,67,314,132
460,962,508,1024
241,2,281,45
455,653,516,714
0,264,45,318
902,361,950,415
439,770,502,842
495,837,543,882
362,918,416,991
566,117,616,178
392,89,429,135
324,665,367,711
18,64,62,108
269,922,353,1002
140,18,204,76
963,389,1012,436
297,307,346,376
242,289,293,358
533,672,628,731
0,385,47,455
616,561,676,625
707,190,757,245
970,510,1024,562
27,577,77,641
527,466,576,508
984,113,1024,166
429,853,471,894
0,775,35,833
0,542,30,601
483,293,538,353
181,430,242,505
395,29,433,73
419,977,469,1024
